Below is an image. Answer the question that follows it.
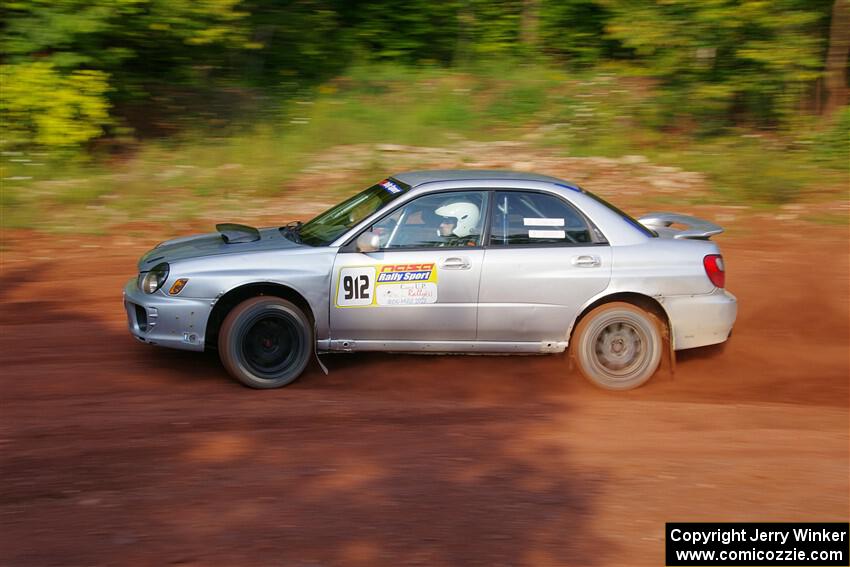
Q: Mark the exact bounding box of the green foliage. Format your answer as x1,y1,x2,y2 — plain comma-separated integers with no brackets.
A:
336,0,531,63
811,106,850,169
1,0,253,67
240,0,345,83
599,0,830,127
0,62,111,147
0,0,840,145
462,0,524,58
1,0,254,143
343,0,461,63
539,0,614,66
0,0,844,214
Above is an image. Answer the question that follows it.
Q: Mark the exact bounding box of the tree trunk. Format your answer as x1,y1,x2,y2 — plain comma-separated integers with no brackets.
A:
520,0,539,51
455,1,475,66
823,0,850,114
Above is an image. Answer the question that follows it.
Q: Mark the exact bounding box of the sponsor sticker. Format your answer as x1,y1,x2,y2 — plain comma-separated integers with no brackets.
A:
376,262,435,283
336,262,438,307
377,282,438,306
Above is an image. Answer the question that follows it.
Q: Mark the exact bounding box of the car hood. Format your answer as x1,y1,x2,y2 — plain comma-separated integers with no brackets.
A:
138,226,301,270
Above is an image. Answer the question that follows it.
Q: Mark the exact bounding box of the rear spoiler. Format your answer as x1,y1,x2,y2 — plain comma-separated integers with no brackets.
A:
637,212,724,240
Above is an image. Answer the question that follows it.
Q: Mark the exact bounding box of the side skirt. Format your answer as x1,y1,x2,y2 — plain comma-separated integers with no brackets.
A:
320,339,567,354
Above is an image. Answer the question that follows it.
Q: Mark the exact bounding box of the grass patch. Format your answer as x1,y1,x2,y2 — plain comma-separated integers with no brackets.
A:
641,136,847,206
802,212,849,226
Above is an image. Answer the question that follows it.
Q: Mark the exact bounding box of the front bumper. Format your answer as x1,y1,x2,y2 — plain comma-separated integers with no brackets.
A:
662,288,737,351
123,278,212,352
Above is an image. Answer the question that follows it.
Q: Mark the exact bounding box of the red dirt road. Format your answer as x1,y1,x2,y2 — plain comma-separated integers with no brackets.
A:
1,217,848,566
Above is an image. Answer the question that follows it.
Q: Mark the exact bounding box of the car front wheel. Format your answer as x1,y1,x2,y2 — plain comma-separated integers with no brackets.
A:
572,302,663,390
218,297,312,389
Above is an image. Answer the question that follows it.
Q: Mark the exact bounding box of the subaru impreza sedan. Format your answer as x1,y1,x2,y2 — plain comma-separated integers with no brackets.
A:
124,170,736,390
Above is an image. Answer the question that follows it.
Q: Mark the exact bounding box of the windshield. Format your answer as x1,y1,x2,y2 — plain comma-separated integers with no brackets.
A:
298,178,410,246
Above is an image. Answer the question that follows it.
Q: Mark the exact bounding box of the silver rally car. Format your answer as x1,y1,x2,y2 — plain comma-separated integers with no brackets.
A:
124,170,737,390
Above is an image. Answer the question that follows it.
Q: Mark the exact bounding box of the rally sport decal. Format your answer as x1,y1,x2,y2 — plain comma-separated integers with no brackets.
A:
335,263,438,308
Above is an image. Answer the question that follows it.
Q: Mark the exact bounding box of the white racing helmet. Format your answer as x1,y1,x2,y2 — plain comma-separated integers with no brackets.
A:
435,201,480,238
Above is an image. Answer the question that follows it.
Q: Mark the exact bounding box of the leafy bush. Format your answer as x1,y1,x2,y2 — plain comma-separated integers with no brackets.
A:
0,63,111,148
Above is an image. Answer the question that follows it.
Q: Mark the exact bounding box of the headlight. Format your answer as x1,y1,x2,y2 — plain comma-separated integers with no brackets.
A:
139,262,169,294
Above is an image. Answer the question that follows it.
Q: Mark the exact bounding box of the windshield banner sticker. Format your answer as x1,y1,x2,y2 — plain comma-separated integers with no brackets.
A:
336,263,438,307
379,179,403,195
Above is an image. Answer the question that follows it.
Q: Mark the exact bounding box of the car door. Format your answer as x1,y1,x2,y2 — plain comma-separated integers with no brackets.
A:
330,190,489,342
477,190,612,342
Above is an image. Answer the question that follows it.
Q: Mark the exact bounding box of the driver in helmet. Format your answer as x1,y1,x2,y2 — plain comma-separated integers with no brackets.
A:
434,200,481,247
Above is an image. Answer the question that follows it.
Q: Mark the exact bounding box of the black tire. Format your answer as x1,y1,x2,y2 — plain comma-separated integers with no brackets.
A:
218,296,312,389
572,302,663,391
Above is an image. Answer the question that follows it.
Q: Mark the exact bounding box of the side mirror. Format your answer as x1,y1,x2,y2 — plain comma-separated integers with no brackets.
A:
356,231,381,253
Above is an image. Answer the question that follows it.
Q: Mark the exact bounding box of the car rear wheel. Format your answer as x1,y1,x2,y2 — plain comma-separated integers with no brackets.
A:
572,302,663,390
218,296,312,389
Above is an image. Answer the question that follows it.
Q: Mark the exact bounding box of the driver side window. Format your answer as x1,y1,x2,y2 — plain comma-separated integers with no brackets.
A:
372,191,488,249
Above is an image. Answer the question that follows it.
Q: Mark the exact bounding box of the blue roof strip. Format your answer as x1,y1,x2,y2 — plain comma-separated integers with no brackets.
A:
553,182,581,192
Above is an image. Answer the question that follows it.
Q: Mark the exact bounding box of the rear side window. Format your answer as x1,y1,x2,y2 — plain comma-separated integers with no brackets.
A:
489,191,593,246
582,190,657,237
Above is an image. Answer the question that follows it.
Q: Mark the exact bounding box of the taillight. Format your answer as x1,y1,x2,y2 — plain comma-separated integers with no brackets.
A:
703,254,725,288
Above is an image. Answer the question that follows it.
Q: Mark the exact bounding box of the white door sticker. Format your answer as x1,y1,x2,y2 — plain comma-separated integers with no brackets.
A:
376,282,438,306
523,217,565,227
528,229,566,239
336,267,376,307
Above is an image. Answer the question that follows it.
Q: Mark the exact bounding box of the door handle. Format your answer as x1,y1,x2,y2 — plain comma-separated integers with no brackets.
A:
440,257,471,270
572,255,601,267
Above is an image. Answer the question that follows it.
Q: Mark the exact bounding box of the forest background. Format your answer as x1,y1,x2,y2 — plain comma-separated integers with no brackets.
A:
1,0,848,231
